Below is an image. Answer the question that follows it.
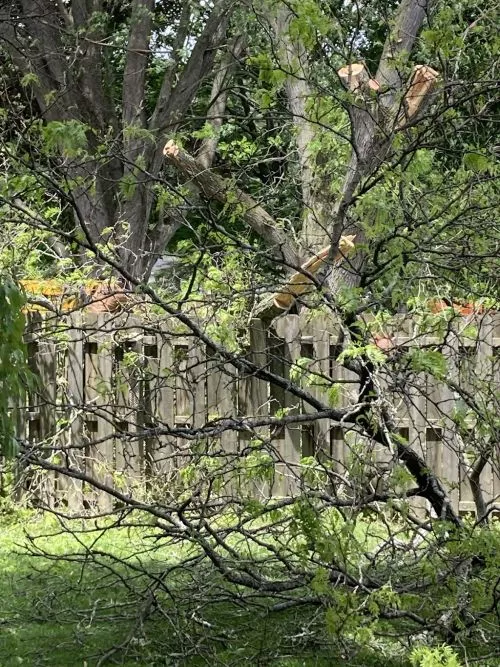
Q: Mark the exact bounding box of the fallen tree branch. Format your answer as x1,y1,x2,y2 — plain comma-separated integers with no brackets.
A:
163,140,300,267
273,235,356,309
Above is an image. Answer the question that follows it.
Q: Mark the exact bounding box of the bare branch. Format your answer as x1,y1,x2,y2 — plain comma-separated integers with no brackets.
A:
150,0,233,133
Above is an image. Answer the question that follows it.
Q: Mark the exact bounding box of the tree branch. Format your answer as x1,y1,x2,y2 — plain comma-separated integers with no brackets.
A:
376,0,432,110
149,0,232,133
122,0,154,135
162,140,300,266
198,35,246,169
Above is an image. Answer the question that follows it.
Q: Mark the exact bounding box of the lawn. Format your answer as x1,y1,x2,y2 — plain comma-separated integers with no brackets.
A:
0,508,414,666
0,510,169,666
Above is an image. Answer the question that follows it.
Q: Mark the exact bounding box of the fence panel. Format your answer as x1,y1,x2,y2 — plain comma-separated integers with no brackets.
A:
2,310,497,515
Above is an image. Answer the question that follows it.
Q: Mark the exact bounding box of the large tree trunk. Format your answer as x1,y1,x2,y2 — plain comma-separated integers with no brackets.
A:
1,0,233,280
271,8,321,256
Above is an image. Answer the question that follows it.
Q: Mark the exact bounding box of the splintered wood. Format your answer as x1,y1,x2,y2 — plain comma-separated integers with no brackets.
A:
398,65,440,126
273,235,356,309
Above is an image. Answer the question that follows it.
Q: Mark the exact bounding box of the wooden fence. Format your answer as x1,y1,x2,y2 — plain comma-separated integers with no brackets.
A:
2,310,499,515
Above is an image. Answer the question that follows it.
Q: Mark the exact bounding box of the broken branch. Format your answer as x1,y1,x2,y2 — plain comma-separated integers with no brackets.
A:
273,235,356,309
163,141,300,267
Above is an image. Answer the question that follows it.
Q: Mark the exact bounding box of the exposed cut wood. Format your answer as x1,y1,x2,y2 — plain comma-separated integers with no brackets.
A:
398,65,440,127
338,63,379,95
428,299,485,317
273,235,356,309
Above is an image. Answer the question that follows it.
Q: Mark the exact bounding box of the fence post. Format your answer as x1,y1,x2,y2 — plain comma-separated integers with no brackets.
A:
238,318,270,497
61,311,85,511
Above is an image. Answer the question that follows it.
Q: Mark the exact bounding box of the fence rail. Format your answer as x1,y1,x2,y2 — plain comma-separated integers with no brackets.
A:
2,310,499,515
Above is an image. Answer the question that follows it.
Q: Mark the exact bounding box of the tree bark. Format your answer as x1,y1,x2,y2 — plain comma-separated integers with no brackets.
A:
123,0,233,277
326,0,435,296
198,36,246,169
163,141,300,267
272,7,323,255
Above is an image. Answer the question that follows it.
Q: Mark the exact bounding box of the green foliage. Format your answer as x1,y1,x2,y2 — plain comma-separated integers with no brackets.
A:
406,348,447,379
338,342,387,366
462,151,491,173
287,0,334,49
327,383,341,406
366,584,401,617
0,279,34,457
20,71,40,88
241,444,275,483
41,120,89,158
219,134,258,165
410,645,462,667
123,124,155,145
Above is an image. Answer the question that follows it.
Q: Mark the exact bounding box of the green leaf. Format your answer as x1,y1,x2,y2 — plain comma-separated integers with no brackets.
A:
327,384,341,407
0,278,36,458
407,348,447,379
463,152,490,173
365,343,388,365
192,122,216,140
20,72,40,87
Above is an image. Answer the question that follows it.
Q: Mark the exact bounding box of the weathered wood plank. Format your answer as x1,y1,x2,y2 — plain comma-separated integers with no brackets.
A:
238,318,270,497
59,312,85,511
274,315,302,495
84,313,115,511
300,313,331,458
26,313,57,508
114,314,145,487
142,324,173,480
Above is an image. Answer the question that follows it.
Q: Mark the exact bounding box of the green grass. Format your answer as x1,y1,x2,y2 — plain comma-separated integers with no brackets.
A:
0,508,428,666
0,511,166,666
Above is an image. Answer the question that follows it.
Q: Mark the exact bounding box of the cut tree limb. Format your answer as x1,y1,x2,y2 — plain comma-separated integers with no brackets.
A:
163,141,300,267
338,63,380,95
273,236,356,309
376,0,432,111
397,65,440,127
325,0,437,294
